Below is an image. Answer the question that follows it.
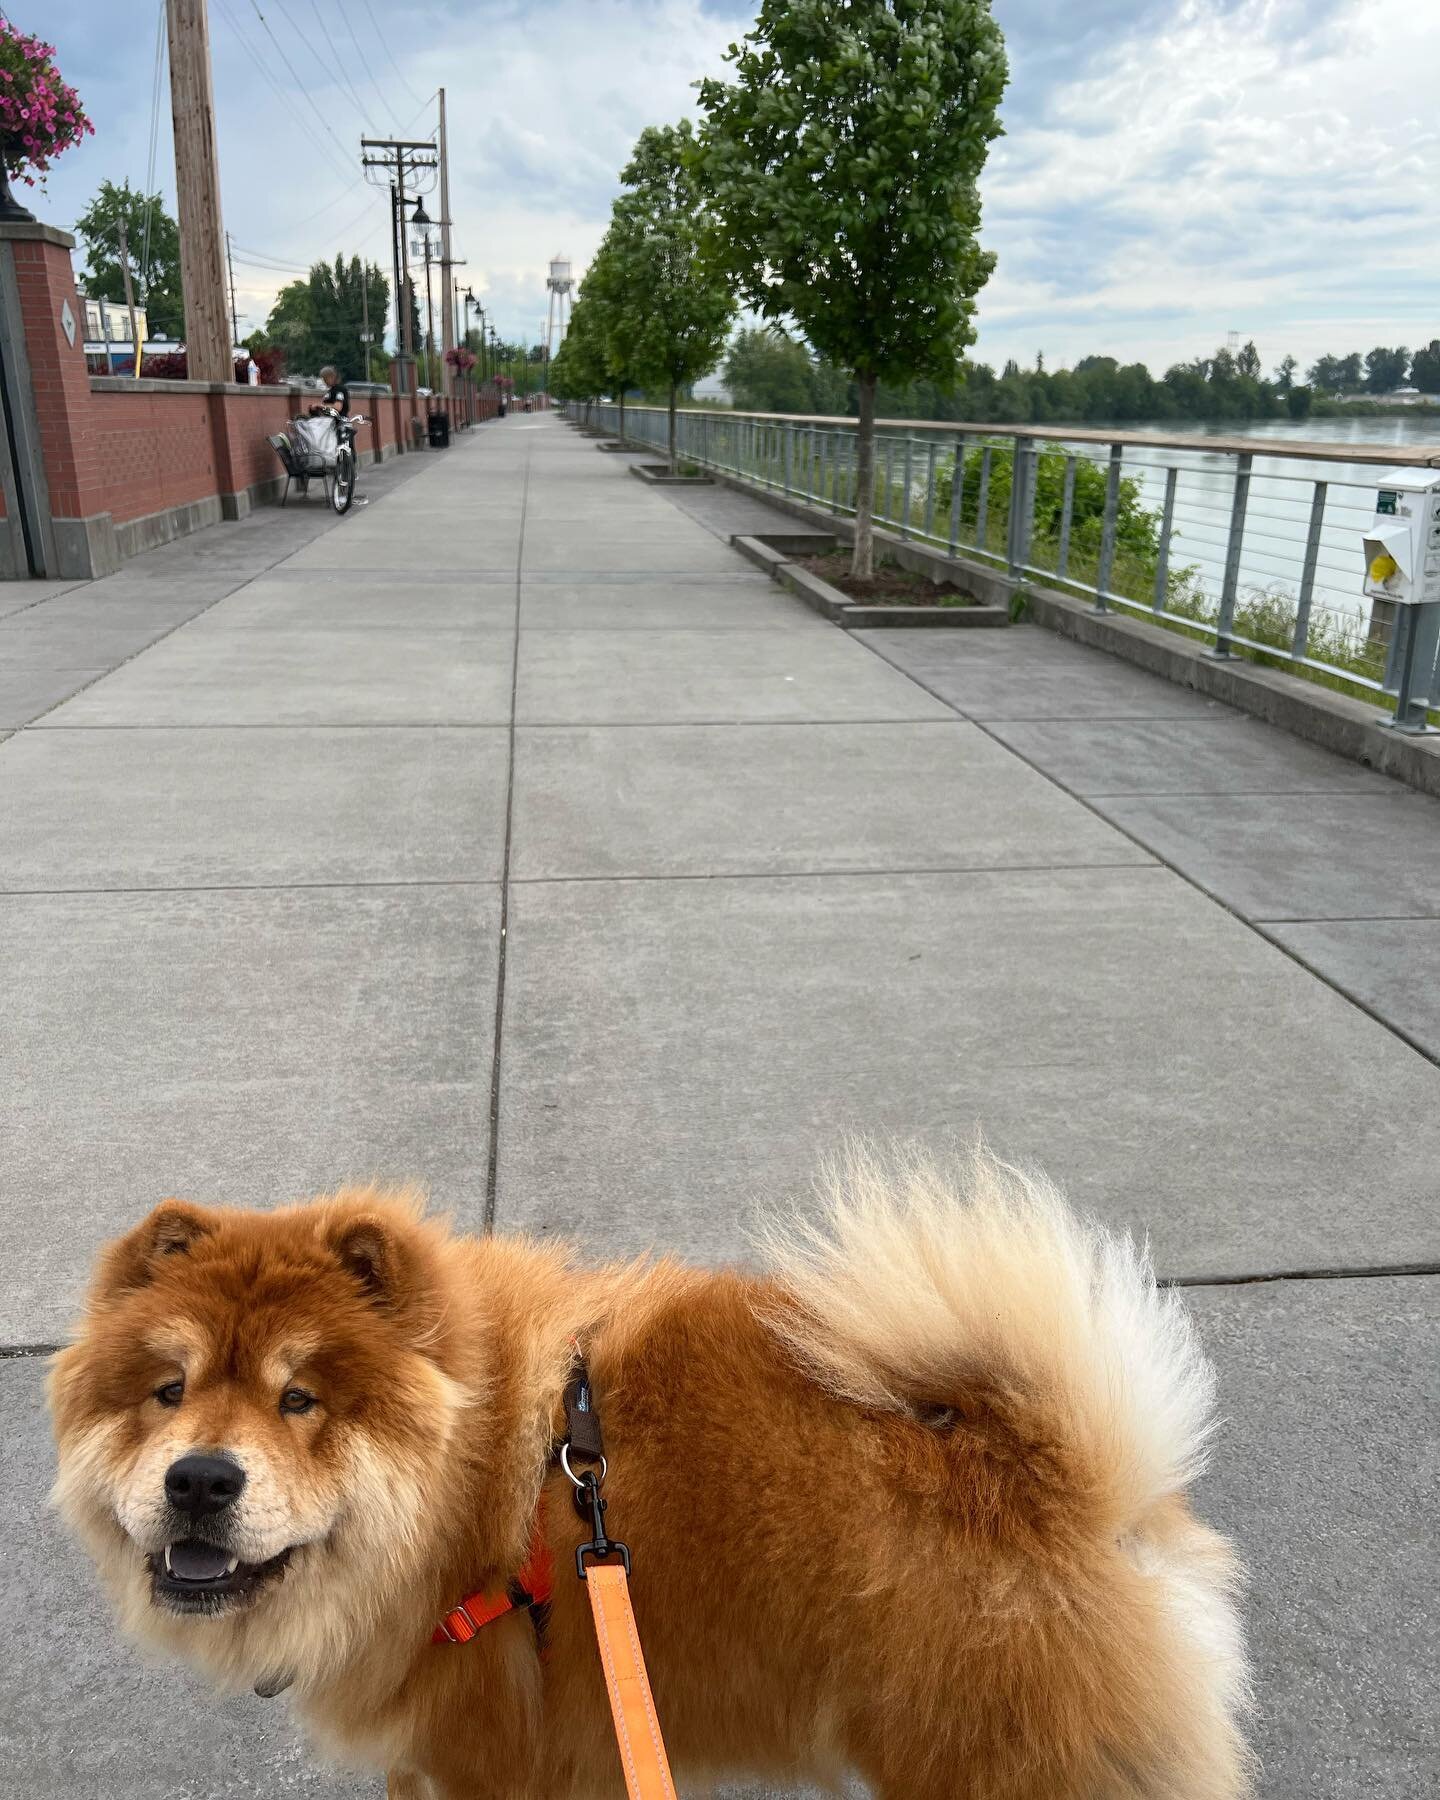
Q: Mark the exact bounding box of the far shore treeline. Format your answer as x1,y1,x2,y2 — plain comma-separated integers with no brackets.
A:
718,330,1440,425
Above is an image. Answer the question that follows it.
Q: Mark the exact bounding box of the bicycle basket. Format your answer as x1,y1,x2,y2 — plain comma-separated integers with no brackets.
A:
290,414,340,474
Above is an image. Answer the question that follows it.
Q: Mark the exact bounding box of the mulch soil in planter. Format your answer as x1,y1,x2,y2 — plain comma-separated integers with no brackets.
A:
797,553,977,607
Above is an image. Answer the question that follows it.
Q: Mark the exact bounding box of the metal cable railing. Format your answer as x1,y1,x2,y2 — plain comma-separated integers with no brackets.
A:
571,401,1440,724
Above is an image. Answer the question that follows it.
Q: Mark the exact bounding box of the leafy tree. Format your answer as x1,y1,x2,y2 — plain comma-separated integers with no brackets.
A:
723,327,817,412
576,237,648,435
698,0,1008,576
263,258,388,379
1410,340,1440,394
1364,345,1410,392
598,121,734,470
1286,385,1313,420
550,296,609,408
308,256,389,377
1308,351,1363,391
1274,353,1297,391
74,178,184,338
264,280,312,365
1236,340,1261,380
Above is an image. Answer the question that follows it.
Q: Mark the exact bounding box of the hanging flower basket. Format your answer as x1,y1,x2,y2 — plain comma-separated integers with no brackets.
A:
0,17,93,222
444,346,477,374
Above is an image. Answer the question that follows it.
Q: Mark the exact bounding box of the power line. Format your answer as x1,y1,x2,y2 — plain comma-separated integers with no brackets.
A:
330,0,401,132
241,0,358,174
211,0,355,185
286,0,373,124
358,0,426,111
140,0,166,294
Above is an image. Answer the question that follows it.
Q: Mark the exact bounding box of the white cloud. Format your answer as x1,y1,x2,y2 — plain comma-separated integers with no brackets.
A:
974,0,1440,372
44,0,739,348
35,0,1440,377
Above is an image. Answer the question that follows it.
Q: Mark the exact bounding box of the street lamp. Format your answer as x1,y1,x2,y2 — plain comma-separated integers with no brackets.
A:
408,200,440,392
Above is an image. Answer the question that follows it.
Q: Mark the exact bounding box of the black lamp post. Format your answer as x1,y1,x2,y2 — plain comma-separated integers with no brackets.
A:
407,199,439,392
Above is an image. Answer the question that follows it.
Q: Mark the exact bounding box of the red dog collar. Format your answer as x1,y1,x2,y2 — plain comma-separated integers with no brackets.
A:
433,1509,554,1645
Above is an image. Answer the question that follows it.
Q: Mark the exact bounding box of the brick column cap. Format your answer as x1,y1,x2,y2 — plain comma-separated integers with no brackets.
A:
0,221,76,250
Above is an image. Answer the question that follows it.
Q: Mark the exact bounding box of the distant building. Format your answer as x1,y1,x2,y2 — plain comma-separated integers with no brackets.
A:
81,294,149,346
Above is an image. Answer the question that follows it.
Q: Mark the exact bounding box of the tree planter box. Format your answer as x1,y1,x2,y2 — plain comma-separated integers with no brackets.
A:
596,440,646,453
629,463,713,485
732,534,1008,630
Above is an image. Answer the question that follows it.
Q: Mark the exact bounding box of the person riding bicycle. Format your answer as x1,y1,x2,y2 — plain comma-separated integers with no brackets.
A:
318,366,350,416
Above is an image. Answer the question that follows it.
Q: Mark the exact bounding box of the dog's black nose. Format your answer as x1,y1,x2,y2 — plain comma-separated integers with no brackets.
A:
164,1453,246,1516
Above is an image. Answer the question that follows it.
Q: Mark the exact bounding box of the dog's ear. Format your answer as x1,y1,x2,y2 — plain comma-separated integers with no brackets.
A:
96,1199,217,1298
324,1201,442,1339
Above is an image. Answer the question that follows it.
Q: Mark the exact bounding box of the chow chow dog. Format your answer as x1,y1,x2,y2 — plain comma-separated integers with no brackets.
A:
49,1146,1250,1798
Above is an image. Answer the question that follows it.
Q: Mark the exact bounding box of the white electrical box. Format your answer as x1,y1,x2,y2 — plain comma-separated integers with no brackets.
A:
1361,467,1440,607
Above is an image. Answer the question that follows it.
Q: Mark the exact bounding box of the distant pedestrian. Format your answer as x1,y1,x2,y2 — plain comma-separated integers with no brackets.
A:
245,353,260,386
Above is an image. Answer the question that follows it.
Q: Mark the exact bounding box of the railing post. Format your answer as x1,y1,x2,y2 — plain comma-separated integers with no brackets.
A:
1292,479,1326,660
1152,464,1178,611
976,446,992,550
1007,437,1037,578
830,432,841,515
900,434,914,540
783,422,794,497
1209,451,1252,657
1056,455,1076,579
1093,444,1123,611
923,438,938,542
948,435,965,556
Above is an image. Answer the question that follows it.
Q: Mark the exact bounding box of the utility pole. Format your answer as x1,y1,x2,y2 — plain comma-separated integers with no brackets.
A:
164,0,232,383
362,138,436,398
224,229,239,352
360,266,371,383
437,87,455,394
116,217,143,380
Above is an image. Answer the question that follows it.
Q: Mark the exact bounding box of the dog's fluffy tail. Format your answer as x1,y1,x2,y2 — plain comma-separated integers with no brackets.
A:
758,1140,1215,1532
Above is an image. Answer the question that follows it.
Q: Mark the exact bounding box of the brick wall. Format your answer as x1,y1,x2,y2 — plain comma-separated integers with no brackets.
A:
2,221,500,578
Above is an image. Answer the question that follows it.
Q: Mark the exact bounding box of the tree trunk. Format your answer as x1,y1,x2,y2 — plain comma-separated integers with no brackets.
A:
852,372,878,580
668,382,678,474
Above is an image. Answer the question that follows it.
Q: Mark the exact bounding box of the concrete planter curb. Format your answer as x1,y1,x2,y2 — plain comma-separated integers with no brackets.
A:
596,441,646,454
629,462,713,486
734,532,1008,631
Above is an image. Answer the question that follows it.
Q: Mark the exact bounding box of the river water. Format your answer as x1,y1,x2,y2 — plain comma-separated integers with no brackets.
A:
1093,416,1440,633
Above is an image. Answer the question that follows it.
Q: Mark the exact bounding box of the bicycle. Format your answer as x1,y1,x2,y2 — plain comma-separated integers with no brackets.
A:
269,411,369,516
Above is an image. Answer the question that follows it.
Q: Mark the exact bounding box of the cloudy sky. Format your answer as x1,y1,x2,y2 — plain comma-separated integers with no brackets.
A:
34,0,1440,376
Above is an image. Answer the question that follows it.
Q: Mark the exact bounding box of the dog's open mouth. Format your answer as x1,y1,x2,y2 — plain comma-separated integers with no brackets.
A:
148,1539,293,1614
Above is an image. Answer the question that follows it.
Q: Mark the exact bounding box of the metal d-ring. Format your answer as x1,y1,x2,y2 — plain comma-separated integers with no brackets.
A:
560,1443,607,1490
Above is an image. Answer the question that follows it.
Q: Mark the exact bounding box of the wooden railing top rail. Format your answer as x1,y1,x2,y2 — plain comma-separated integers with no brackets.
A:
608,404,1440,470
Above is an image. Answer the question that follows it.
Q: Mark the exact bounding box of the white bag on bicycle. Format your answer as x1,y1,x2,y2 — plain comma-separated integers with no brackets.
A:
291,415,340,473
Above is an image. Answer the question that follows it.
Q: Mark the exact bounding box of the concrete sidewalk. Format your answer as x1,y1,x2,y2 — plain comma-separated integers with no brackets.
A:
1,411,1435,1798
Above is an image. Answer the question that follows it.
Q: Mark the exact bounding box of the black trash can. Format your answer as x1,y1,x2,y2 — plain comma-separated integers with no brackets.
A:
427,410,451,449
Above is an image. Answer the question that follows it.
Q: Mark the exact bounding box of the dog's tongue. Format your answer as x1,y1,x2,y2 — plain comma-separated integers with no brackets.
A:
169,1540,235,1581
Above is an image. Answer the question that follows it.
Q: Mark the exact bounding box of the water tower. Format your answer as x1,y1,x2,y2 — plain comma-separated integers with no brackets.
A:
544,255,573,367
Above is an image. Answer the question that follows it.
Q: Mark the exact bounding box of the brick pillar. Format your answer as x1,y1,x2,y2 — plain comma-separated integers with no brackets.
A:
0,221,119,577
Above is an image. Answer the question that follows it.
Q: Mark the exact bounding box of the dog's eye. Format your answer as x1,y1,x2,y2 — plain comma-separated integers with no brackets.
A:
279,1388,317,1416
154,1380,184,1408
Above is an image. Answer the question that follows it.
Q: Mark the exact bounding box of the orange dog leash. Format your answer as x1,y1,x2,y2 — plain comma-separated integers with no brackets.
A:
582,1561,678,1800
564,1358,678,1800
434,1356,678,1800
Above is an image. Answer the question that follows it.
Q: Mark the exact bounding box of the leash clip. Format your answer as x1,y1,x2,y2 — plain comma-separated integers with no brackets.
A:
564,1455,631,1580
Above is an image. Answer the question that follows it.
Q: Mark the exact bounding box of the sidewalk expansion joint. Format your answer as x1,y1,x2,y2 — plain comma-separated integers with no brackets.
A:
484,444,532,1233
